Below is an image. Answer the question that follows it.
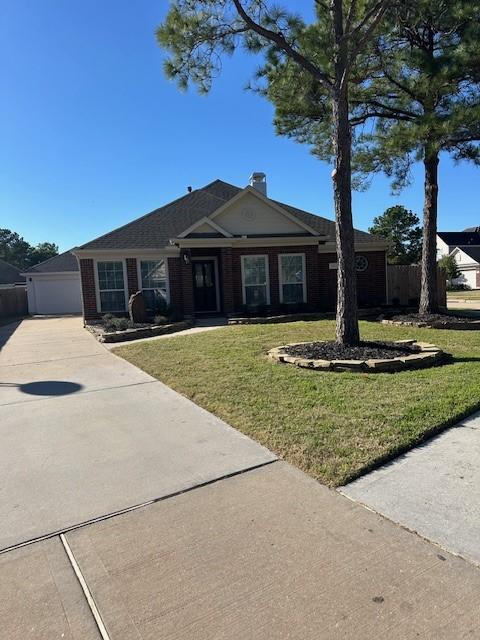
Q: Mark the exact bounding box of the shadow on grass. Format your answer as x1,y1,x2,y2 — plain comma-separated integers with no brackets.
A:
341,398,480,487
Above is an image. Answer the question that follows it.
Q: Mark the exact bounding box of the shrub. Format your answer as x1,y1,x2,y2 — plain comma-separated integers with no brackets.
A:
154,314,169,325
166,307,183,322
103,316,132,332
447,283,471,291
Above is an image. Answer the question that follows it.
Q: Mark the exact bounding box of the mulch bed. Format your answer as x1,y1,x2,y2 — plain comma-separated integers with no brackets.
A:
283,340,417,361
390,313,472,325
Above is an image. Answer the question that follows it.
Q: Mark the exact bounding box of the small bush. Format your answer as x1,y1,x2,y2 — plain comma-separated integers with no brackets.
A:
154,314,169,325
279,302,308,314
167,307,183,322
103,316,132,333
447,283,471,291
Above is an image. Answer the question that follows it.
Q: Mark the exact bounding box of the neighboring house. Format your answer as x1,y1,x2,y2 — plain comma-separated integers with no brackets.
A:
73,174,388,321
449,246,480,290
436,229,480,259
436,228,480,289
0,258,26,289
23,251,82,314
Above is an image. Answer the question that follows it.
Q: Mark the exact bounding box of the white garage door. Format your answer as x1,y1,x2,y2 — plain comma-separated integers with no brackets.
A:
455,269,478,290
28,275,82,314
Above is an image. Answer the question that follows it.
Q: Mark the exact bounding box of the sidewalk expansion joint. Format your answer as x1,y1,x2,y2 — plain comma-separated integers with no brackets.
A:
0,458,278,556
60,533,111,640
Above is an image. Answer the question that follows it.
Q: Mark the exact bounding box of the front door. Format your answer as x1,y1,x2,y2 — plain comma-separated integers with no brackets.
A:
193,260,218,312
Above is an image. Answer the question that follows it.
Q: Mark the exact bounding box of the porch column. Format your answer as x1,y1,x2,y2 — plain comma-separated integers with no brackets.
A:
180,250,194,317
220,248,234,314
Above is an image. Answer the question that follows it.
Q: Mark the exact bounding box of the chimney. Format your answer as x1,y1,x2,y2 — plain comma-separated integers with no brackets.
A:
249,172,267,197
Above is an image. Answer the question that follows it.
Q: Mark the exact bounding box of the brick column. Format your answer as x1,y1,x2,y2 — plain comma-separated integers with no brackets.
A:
79,259,99,321
220,248,234,314
167,257,183,314
180,251,194,316
126,258,139,298
305,246,321,310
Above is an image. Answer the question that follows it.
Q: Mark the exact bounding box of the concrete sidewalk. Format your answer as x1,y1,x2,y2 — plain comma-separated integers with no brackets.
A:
341,410,480,567
56,462,480,639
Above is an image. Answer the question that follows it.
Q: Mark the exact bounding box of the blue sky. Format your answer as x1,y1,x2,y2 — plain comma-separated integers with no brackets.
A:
1,1,479,252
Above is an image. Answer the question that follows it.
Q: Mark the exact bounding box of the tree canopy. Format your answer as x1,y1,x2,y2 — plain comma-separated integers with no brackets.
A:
369,205,422,265
0,229,58,269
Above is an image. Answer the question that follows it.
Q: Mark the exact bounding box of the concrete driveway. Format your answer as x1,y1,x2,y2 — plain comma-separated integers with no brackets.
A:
0,316,274,550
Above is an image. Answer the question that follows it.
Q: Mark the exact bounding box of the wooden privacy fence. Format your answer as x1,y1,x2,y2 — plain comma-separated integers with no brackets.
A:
387,265,447,308
0,287,28,318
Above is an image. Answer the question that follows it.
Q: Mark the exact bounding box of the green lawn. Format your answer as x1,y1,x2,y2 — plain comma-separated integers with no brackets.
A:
115,320,480,487
448,290,480,301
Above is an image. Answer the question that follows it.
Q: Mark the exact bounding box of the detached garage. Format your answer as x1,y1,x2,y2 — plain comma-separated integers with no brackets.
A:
24,251,82,315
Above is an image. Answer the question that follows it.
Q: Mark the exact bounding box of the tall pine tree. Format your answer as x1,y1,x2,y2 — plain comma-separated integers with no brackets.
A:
157,0,391,345
354,0,480,313
248,1,480,314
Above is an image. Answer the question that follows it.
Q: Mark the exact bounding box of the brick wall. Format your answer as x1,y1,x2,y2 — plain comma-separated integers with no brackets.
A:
79,259,99,321
80,248,387,321
167,257,183,311
318,250,387,310
126,258,139,297
180,250,194,316
220,248,234,313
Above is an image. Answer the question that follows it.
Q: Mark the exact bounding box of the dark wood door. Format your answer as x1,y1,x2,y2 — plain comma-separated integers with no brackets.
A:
193,260,217,312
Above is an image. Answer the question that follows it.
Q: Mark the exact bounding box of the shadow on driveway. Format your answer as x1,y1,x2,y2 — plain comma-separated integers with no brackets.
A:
0,381,83,396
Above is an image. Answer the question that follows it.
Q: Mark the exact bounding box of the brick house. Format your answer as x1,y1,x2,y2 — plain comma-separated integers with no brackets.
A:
74,174,388,321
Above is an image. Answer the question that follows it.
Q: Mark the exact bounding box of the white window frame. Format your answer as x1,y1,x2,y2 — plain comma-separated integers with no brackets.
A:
94,259,129,314
240,254,270,306
278,253,307,304
136,257,171,306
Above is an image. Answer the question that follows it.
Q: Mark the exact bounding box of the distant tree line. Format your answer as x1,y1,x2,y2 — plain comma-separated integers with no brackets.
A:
0,228,58,269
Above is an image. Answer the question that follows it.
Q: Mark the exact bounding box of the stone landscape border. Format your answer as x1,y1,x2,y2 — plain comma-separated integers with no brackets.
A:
86,320,192,343
228,308,381,325
382,318,480,330
268,340,445,373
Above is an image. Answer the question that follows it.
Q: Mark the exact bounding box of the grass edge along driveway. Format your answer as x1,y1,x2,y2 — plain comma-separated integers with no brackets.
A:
115,320,480,487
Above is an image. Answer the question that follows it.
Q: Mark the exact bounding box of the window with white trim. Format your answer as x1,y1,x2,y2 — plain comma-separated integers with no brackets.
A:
97,261,126,312
140,259,167,312
241,255,269,306
279,254,306,304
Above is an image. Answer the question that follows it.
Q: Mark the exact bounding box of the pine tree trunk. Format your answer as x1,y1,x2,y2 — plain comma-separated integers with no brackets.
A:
331,0,359,346
419,152,439,315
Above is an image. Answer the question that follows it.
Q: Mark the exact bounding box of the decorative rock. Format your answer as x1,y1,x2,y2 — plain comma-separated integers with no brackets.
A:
331,360,366,372
365,358,403,372
128,291,148,323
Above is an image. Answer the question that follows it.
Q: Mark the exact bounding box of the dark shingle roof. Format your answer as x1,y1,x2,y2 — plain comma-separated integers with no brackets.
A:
438,231,480,246
455,246,480,263
25,250,79,274
79,179,381,250
0,259,25,284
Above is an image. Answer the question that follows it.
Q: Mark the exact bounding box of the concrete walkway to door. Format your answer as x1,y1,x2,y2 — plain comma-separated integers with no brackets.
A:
0,316,275,551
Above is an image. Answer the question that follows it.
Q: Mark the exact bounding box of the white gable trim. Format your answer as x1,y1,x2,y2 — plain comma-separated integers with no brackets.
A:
178,216,233,238
450,246,480,266
208,187,322,237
